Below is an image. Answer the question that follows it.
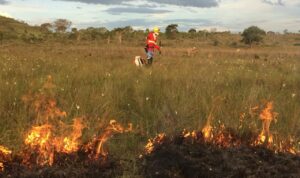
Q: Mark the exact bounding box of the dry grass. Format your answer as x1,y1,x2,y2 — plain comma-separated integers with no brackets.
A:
0,41,299,176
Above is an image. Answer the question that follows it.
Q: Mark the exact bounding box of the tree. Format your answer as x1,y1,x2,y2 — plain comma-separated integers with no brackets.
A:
188,28,197,33
111,26,133,44
122,26,133,33
71,27,77,33
188,28,197,39
145,28,150,34
110,28,122,44
241,26,266,46
165,24,178,39
69,27,80,40
97,27,109,34
188,28,197,34
53,19,72,33
40,23,52,32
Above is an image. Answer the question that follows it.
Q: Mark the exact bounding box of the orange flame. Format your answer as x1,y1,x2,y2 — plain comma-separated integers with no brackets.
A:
5,76,300,171
0,145,12,171
0,163,3,172
250,101,298,154
202,114,213,141
1,76,135,169
202,124,213,140
24,124,54,165
84,120,132,159
183,130,197,139
213,124,241,148
0,145,12,155
22,75,67,124
201,96,225,141
23,118,85,166
255,101,278,145
21,77,87,166
34,97,67,123
95,120,122,157
145,133,166,154
95,120,131,157
278,138,297,154
60,118,85,153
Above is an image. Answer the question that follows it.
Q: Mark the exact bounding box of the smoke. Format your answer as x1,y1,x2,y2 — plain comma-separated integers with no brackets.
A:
56,0,219,7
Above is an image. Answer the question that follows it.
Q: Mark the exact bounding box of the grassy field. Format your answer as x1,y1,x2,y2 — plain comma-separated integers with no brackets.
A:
0,41,300,176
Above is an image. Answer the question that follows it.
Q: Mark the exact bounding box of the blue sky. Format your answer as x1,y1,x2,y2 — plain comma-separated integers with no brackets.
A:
0,0,299,32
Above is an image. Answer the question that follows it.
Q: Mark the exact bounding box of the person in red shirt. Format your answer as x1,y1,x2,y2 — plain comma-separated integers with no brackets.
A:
145,27,161,65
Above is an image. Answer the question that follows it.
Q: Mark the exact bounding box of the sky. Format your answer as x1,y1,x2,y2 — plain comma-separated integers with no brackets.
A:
0,0,299,32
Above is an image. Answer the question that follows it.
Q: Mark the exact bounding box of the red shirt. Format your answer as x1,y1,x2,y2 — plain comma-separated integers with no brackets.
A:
146,32,160,51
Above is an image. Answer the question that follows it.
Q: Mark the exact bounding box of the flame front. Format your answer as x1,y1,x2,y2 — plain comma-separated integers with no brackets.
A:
183,130,197,139
255,101,277,145
0,145,12,171
25,124,52,148
202,124,213,140
202,111,213,141
0,146,12,156
60,117,85,153
91,120,132,158
24,124,53,165
0,163,3,172
21,77,86,166
21,75,66,125
23,118,85,166
1,77,299,173
145,133,166,154
0,76,135,171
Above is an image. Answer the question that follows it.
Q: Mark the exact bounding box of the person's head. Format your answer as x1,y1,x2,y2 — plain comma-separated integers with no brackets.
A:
153,27,160,35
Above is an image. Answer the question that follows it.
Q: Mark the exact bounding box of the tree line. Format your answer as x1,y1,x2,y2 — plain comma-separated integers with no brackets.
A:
1,18,298,47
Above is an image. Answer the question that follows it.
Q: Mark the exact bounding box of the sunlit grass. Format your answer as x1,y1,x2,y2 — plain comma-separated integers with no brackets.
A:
0,43,299,177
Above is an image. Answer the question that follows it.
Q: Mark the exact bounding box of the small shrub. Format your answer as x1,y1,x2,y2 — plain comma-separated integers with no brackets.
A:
213,40,219,46
230,41,238,47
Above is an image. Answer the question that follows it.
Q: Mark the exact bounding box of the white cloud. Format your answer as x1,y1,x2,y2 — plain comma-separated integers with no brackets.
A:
105,7,171,15
0,10,11,17
57,0,219,7
0,0,299,32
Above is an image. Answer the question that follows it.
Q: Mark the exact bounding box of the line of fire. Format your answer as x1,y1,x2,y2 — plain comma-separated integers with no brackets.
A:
0,76,299,177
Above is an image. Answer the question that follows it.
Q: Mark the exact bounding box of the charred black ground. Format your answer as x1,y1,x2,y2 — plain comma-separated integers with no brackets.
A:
0,149,121,178
139,130,300,178
1,129,300,178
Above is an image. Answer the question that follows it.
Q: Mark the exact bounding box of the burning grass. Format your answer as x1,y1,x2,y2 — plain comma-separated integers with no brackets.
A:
140,130,300,178
0,119,129,178
0,84,300,178
0,43,300,177
0,77,300,178
139,102,300,178
0,77,132,177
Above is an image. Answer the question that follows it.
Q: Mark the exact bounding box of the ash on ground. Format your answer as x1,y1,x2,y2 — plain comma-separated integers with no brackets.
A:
0,150,121,178
140,130,300,178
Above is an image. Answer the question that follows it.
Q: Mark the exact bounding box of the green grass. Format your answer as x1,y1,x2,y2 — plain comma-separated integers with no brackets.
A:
0,42,299,177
